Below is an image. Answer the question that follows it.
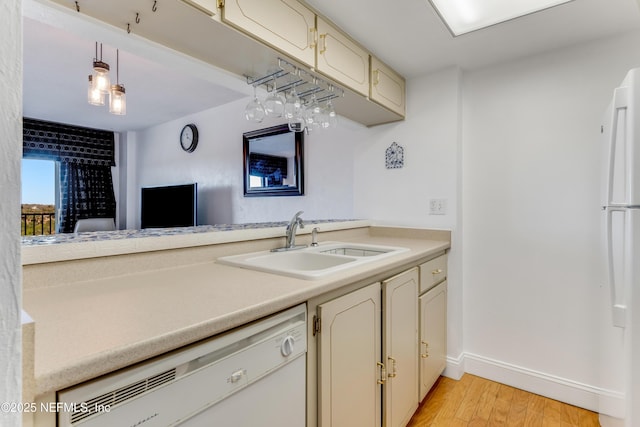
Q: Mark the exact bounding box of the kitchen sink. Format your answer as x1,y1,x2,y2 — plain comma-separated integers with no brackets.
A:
217,242,409,280
319,246,390,257
240,251,357,271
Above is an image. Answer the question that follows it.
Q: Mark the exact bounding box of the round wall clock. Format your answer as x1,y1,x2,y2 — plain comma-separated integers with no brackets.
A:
180,124,199,153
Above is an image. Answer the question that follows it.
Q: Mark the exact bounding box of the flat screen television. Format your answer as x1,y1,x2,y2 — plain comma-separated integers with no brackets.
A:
140,183,197,229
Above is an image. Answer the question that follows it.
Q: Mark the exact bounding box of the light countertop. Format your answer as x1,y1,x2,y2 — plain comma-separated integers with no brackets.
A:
21,219,371,265
23,226,450,398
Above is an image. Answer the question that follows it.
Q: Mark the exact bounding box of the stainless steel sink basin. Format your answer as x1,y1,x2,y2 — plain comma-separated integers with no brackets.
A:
217,242,409,280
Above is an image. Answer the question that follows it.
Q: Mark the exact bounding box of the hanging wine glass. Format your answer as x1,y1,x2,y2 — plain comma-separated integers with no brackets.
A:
317,106,330,129
284,86,302,120
244,85,266,122
288,108,306,132
264,76,285,118
304,93,322,134
306,93,320,124
324,98,338,129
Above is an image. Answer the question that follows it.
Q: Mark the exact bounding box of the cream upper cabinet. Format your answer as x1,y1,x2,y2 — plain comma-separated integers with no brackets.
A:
316,16,370,97
317,282,382,427
181,0,218,16
383,268,419,427
370,56,406,117
222,0,316,67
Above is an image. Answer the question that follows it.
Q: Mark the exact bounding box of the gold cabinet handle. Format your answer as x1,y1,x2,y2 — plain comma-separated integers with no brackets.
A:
388,356,397,378
432,268,443,275
377,362,386,384
373,69,380,86
308,27,317,49
319,34,327,54
421,341,429,359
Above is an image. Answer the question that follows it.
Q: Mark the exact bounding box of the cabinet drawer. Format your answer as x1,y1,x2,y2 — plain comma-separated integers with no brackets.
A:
419,254,447,293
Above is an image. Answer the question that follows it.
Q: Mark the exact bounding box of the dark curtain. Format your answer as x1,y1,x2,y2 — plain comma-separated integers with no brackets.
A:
22,118,116,233
23,118,115,166
58,164,116,234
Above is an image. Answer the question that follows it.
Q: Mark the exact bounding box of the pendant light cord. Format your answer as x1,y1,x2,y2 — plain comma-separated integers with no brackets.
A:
116,49,119,85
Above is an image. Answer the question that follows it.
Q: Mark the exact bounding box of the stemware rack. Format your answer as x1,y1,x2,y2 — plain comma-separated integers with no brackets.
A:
245,58,345,104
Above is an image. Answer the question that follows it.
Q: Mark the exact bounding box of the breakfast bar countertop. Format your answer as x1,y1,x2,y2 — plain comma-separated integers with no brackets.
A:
22,224,450,399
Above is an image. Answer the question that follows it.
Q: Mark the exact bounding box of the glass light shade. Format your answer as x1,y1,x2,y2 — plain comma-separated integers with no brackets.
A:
87,75,105,106
109,84,126,115
429,0,574,36
92,61,111,94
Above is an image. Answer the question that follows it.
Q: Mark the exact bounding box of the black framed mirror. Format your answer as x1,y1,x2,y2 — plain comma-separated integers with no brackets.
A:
243,124,304,197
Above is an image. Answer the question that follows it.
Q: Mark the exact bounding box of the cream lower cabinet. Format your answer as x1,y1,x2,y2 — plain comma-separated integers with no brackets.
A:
418,255,448,401
222,0,316,67
383,268,420,427
317,282,382,427
317,268,419,427
419,280,447,400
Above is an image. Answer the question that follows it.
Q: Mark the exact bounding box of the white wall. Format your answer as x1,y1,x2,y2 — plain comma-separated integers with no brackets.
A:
462,30,640,413
131,97,359,227
353,66,464,361
0,1,22,426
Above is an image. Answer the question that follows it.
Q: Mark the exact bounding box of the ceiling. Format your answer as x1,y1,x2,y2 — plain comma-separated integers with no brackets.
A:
22,0,640,133
305,0,640,78
22,13,248,133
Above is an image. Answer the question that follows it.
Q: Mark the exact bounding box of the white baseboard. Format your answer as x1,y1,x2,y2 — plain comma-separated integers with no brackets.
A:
443,352,465,380
442,352,624,419
599,413,625,427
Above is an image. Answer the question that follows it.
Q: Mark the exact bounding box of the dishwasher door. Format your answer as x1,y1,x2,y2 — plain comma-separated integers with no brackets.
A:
57,304,307,427
178,356,305,426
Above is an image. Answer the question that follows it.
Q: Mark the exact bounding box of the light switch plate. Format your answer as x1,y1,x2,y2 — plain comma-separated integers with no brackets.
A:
429,199,447,215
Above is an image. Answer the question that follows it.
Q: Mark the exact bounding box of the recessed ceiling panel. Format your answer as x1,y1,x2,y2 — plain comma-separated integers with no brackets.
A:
429,0,574,36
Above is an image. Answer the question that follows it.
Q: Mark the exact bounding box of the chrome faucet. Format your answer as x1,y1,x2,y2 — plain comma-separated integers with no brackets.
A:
285,210,305,249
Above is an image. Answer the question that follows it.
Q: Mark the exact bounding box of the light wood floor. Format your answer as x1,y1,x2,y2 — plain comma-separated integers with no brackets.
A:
407,374,600,427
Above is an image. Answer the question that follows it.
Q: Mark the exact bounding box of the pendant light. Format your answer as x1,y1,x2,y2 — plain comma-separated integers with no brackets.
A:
87,75,105,106
109,49,126,115
91,42,110,94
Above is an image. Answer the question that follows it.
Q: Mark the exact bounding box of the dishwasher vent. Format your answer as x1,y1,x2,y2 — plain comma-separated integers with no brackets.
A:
69,368,176,424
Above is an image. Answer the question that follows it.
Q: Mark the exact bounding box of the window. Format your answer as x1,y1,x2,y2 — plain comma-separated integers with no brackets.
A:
22,118,116,233
249,175,264,188
21,159,57,235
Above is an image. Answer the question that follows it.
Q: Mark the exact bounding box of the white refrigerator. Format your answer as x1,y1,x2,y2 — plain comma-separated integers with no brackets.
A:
602,67,640,427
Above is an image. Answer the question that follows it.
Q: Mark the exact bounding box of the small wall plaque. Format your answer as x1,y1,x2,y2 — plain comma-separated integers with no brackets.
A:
385,142,404,169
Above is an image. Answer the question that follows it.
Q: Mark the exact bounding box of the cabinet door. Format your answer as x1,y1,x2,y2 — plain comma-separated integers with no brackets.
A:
222,0,316,67
181,0,218,16
316,16,369,96
317,282,382,427
370,56,406,117
383,268,419,427
419,280,447,401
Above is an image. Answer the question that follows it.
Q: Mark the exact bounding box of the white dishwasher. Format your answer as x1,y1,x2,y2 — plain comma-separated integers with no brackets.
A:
58,304,307,427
